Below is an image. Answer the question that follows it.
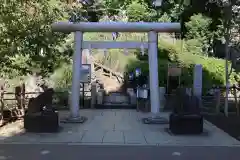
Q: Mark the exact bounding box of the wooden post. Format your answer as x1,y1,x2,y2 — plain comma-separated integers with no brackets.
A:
215,88,221,114
101,67,104,74
233,85,239,116
91,82,97,108
14,79,25,117
81,83,85,109
20,82,26,115
0,85,4,125
97,89,104,105
15,86,21,109
110,72,112,79
167,69,169,94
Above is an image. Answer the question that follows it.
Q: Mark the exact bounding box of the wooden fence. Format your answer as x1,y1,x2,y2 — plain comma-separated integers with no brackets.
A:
201,86,240,115
0,82,26,126
1,79,240,126
0,82,92,126
163,86,240,116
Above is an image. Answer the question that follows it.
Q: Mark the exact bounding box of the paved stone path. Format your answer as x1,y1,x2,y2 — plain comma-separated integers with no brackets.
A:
0,144,240,160
0,109,240,146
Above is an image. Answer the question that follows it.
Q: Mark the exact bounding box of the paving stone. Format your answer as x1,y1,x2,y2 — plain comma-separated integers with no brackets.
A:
82,120,115,131
123,131,147,144
81,130,105,143
101,111,116,117
1,110,240,146
3,133,40,143
144,131,174,145
114,122,133,131
39,132,85,143
115,110,132,117
102,131,124,143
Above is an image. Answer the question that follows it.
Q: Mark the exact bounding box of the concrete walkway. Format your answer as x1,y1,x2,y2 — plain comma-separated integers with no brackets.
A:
0,109,240,146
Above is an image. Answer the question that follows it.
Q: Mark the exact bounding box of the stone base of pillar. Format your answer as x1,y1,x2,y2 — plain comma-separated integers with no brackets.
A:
142,115,168,124
60,116,87,123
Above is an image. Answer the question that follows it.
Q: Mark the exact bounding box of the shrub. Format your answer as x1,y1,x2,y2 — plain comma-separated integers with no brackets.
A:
125,40,239,92
185,39,203,55
185,14,213,54
93,49,138,73
48,63,72,91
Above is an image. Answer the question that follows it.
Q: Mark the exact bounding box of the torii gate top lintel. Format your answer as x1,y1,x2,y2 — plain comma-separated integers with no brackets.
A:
51,22,181,33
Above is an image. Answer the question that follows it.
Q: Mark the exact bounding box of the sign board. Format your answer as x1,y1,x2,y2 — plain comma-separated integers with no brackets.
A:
80,64,91,83
135,68,142,77
168,64,181,77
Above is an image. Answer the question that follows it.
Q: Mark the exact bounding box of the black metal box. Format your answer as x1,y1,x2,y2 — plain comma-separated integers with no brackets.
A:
169,113,203,135
24,111,59,133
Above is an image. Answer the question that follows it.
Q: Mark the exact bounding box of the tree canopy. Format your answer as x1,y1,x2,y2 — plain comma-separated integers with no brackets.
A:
0,0,239,86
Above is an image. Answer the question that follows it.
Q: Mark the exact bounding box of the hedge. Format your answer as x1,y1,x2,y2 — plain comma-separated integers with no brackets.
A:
125,40,240,92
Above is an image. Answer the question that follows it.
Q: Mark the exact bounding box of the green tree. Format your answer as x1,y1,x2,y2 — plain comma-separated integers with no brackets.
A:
126,1,156,22
185,14,212,40
0,0,67,77
185,14,212,55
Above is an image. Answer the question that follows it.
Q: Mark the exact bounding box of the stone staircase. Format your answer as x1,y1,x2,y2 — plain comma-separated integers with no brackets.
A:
81,51,136,109
93,72,135,109
90,60,136,109
96,92,136,109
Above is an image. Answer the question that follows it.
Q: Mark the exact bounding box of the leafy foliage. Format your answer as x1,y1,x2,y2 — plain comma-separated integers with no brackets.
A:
0,0,240,89
126,1,156,22
185,14,212,48
0,0,67,78
48,63,72,90
126,40,239,92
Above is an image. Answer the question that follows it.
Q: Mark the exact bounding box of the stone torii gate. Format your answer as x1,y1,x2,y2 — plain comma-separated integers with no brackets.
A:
51,22,180,123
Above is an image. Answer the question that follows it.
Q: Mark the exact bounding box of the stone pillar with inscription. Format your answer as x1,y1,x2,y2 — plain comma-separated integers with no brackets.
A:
193,64,202,106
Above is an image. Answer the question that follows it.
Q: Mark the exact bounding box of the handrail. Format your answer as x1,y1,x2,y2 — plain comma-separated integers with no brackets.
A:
89,56,124,82
93,61,124,79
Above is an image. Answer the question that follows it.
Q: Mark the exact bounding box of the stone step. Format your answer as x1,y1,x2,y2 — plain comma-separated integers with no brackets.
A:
95,104,136,109
103,93,130,104
103,102,129,105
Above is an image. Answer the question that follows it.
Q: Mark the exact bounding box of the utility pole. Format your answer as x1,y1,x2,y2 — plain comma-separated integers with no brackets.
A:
224,2,231,117
209,0,234,117
223,0,234,117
